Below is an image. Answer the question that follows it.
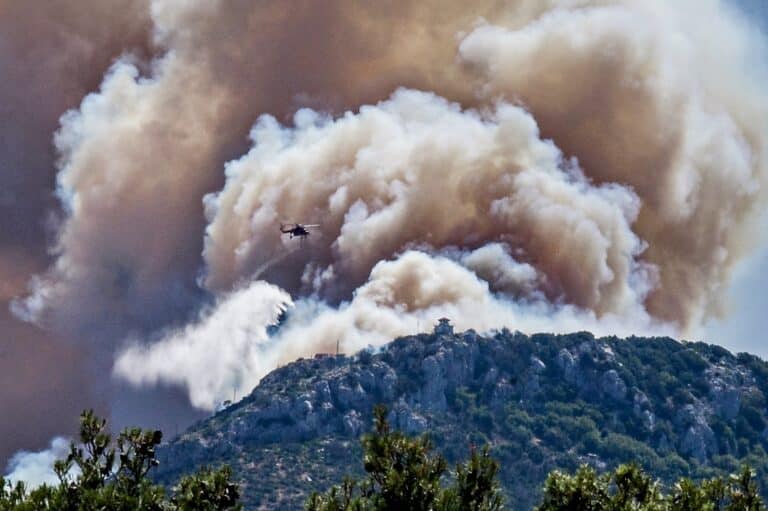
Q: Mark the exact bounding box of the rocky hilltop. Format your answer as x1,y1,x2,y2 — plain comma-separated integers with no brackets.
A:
157,323,768,510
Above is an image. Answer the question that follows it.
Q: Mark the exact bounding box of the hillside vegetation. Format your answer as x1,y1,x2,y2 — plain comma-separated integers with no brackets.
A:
310,405,765,511
156,326,768,510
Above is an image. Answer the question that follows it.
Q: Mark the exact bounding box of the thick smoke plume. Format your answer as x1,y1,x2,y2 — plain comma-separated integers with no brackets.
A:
202,89,654,318
119,249,672,410
458,2,768,326
4,437,72,488
115,282,291,410
0,0,151,465
5,0,768,427
0,0,149,254
11,0,499,335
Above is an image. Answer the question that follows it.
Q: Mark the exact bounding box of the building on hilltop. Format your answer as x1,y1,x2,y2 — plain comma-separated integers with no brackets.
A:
434,317,453,336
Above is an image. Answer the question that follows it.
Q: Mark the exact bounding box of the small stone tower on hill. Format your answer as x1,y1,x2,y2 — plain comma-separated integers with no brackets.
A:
434,317,453,336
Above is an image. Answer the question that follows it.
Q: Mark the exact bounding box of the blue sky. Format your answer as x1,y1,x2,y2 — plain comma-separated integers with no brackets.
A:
704,0,768,357
705,242,768,357
736,0,768,29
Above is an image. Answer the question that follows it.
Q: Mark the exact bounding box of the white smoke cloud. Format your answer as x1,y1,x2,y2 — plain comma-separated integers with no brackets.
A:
10,0,768,416
113,282,291,410
111,0,768,409
11,55,226,335
116,249,671,411
458,1,768,326
275,250,670,360
9,0,502,336
453,243,541,299
4,437,72,488
17,0,767,337
202,89,654,319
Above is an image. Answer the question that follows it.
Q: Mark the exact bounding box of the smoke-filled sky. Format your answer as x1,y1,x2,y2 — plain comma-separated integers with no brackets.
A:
1,0,767,476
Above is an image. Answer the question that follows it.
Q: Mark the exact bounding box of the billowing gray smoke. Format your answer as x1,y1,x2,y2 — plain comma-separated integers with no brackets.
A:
201,90,653,315
0,0,151,465
459,3,767,326
4,0,768,445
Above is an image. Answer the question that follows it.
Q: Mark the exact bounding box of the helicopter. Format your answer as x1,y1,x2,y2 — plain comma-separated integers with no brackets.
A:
279,222,320,239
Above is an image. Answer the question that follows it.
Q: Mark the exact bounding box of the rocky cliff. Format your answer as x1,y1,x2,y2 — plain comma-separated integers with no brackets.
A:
156,326,768,510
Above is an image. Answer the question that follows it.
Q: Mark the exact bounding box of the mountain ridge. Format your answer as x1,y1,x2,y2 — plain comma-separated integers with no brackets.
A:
156,324,768,510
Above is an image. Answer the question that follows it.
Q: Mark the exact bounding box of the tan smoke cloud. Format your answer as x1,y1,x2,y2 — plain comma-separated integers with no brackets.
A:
0,0,151,465
17,0,766,337
202,89,655,320
458,0,768,327
0,306,97,466
7,0,767,424
0,0,150,252
4,0,510,464
12,0,516,334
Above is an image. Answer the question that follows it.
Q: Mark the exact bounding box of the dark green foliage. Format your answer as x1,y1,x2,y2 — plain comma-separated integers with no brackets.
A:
0,410,240,511
307,408,766,511
360,405,446,510
537,464,765,511
443,447,505,511
305,406,504,511
158,330,768,509
171,467,240,511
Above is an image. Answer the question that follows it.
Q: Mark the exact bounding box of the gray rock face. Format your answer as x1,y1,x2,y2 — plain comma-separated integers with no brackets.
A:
334,382,368,411
420,355,448,412
356,369,376,392
711,385,741,420
220,334,748,463
641,410,655,431
523,358,546,400
388,399,428,434
530,357,546,373
314,380,332,402
436,341,477,384
676,403,718,463
557,349,578,384
633,390,650,413
555,342,623,397
577,453,607,472
160,326,768,488
601,370,627,401
491,380,515,409
632,390,655,430
197,334,483,446
707,366,743,420
343,410,363,437
371,361,397,400
484,366,499,386
149,326,768,511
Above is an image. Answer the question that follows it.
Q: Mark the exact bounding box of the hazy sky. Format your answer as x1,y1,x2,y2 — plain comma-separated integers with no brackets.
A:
703,0,768,357
737,0,768,28
705,235,768,357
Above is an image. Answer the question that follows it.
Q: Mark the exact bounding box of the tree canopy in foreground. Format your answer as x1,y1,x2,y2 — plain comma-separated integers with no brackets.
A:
0,410,240,511
305,405,505,511
307,405,766,511
537,463,765,511
2,406,765,510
